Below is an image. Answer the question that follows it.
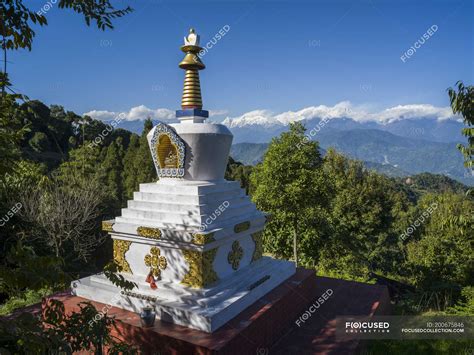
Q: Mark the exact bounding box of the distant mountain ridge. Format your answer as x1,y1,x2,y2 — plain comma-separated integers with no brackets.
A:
225,116,464,144
230,128,473,186
107,114,463,144
105,115,472,186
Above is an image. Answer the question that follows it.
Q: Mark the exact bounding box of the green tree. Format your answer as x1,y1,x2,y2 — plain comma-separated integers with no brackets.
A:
448,81,473,170
132,118,157,188
18,174,108,262
47,104,77,152
57,143,120,219
402,172,470,196
225,157,254,195
250,122,328,266
319,149,409,281
21,101,79,159
122,134,140,200
29,131,50,152
0,299,136,354
0,242,66,299
447,286,474,316
0,0,132,96
0,93,28,174
0,0,133,49
102,138,125,212
405,193,474,310
58,144,103,179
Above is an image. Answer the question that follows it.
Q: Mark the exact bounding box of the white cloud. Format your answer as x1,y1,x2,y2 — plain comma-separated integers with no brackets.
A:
82,110,117,121
84,102,460,127
373,104,455,122
223,101,460,128
83,105,174,121
84,106,229,122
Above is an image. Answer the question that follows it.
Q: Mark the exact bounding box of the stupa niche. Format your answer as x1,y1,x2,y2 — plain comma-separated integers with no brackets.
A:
71,29,296,333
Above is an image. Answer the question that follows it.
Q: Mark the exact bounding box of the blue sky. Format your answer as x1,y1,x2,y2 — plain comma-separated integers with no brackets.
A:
9,0,474,121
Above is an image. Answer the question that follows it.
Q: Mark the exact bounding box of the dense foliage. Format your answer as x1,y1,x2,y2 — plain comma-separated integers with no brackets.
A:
251,123,328,266
0,0,132,51
0,93,156,275
0,2,142,351
448,81,474,170
0,100,471,352
0,94,151,350
249,123,473,352
250,123,473,298
1,4,471,350
230,129,473,185
1,299,136,354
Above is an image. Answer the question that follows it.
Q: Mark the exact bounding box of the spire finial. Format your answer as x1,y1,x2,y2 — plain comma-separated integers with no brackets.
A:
179,28,205,110
184,28,199,46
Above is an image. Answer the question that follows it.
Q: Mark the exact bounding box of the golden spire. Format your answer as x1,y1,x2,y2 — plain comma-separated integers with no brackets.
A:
179,28,205,110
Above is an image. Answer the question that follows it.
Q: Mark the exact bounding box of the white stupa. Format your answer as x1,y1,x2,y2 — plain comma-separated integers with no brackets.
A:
72,29,295,333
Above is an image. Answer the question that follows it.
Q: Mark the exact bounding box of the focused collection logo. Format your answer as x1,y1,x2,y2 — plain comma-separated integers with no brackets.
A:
345,321,390,333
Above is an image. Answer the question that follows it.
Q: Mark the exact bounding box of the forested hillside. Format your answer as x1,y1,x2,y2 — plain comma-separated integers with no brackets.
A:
1,96,472,353
1,0,471,352
230,128,473,186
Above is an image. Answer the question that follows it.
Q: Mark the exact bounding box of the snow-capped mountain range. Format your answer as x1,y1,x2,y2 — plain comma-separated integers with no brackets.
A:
88,101,472,185
87,101,463,144
221,101,457,128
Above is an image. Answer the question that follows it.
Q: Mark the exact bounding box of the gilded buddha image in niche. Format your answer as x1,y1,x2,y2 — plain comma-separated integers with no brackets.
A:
157,134,179,169
149,122,186,178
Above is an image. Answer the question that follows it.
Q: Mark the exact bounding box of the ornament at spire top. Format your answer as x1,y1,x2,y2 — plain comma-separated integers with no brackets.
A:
184,28,200,46
179,28,205,110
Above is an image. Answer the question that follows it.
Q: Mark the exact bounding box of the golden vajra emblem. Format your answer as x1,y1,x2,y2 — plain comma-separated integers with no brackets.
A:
144,247,167,278
227,240,243,270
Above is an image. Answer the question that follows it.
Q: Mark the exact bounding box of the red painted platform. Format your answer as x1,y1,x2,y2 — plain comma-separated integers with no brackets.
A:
48,269,390,354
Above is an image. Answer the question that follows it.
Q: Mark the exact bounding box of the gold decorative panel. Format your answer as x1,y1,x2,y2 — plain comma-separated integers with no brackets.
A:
113,239,132,274
234,221,250,234
228,240,243,270
137,226,162,240
157,134,179,169
251,232,263,262
181,248,218,288
192,232,215,245
144,247,167,279
102,220,114,232
149,123,185,178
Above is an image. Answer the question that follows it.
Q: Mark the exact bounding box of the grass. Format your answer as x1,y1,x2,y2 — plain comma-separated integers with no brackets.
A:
0,287,52,316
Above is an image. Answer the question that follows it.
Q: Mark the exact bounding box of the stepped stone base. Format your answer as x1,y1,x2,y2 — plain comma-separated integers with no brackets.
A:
58,269,390,354
73,177,297,333
72,257,295,332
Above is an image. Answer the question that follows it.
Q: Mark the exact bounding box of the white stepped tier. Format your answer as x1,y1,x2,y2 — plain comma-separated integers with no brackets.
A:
113,179,264,234
72,257,295,332
120,201,257,226
126,196,253,216
114,209,265,232
138,180,241,195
